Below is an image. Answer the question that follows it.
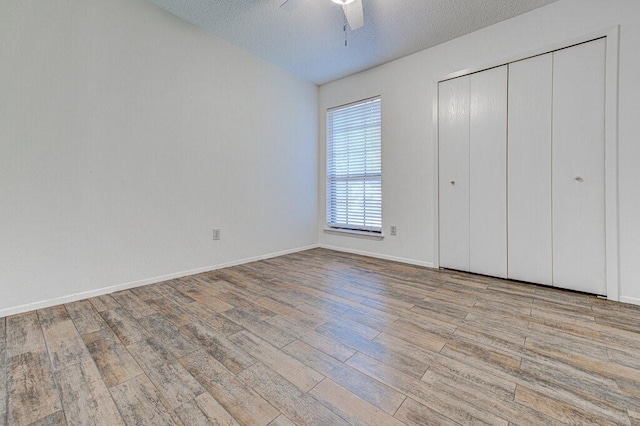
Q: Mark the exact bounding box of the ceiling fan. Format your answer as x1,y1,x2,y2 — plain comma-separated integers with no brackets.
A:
279,0,364,31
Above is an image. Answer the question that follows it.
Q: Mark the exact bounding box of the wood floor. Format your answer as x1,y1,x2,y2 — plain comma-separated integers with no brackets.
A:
1,248,640,425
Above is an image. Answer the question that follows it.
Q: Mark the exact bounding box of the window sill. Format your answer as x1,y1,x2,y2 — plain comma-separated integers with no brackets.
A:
323,228,384,240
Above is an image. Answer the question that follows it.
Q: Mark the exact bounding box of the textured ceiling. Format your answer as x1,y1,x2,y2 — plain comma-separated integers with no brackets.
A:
148,0,558,85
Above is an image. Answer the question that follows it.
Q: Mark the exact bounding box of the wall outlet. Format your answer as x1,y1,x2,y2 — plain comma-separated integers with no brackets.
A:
390,225,397,236
212,228,221,240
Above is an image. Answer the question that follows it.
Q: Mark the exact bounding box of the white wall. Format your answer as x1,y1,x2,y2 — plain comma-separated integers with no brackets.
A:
0,0,318,315
318,0,640,302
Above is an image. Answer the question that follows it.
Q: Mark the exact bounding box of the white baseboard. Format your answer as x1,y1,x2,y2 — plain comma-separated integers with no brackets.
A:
319,244,435,268
619,296,640,306
0,244,319,318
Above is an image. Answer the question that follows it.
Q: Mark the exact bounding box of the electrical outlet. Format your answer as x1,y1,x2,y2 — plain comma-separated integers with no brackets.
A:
212,228,221,240
390,225,397,236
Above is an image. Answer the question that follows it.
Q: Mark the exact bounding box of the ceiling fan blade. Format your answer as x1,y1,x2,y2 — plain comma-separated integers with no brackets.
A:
280,0,305,11
343,0,364,30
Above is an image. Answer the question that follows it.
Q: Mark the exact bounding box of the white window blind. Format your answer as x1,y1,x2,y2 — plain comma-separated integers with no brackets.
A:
327,97,382,232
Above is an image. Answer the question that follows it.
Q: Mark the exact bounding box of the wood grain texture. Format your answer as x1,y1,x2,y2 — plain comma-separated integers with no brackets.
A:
7,351,62,425
5,311,46,358
309,377,406,425
174,393,240,426
180,350,279,426
109,375,179,425
346,351,508,425
40,317,90,371
266,315,356,362
137,314,198,358
82,328,142,388
55,357,124,425
28,411,66,426
229,330,324,392
144,360,206,409
65,300,106,335
99,307,149,346
267,414,297,426
1,248,639,425
111,290,155,318
88,295,120,312
283,340,406,415
181,320,256,374
237,362,349,426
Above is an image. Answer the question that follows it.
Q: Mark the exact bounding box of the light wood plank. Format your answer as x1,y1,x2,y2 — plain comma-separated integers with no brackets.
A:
82,328,142,388
217,292,277,320
99,307,149,346
394,397,458,426
126,336,176,370
238,362,349,426
189,295,235,313
144,360,206,409
316,321,429,378
310,378,406,425
146,297,194,326
255,296,325,329
229,330,324,392
181,302,244,336
7,352,62,425
29,411,66,426
37,305,71,328
88,295,120,312
283,340,405,415
41,317,90,371
346,351,508,425
6,311,46,358
515,385,622,426
266,315,355,362
138,314,198,358
153,282,196,305
56,357,124,425
111,290,155,318
181,320,256,374
130,285,164,301
223,308,295,348
65,300,106,335
180,350,279,426
174,393,240,426
110,375,179,425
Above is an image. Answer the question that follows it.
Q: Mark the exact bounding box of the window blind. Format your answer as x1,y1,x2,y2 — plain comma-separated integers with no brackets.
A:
327,97,382,232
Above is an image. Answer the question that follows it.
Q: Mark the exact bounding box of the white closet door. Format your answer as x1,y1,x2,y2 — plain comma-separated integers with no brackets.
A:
438,76,470,271
469,66,508,278
552,39,606,294
508,54,553,285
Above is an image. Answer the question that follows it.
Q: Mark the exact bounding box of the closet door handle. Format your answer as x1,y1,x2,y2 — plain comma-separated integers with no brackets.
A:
450,180,456,186
575,176,584,182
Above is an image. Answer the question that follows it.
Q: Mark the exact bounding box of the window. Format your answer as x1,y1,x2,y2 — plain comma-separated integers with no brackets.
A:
327,97,382,233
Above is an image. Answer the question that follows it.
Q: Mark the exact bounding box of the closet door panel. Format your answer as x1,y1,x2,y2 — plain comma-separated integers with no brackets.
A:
552,39,606,294
469,66,508,278
507,54,553,285
438,76,470,271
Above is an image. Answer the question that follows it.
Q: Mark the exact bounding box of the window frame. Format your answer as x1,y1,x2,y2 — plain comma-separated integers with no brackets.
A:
326,96,382,234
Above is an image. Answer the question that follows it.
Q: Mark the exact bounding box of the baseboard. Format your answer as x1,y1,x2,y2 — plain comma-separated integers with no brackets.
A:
0,244,319,318
319,244,435,268
619,296,640,306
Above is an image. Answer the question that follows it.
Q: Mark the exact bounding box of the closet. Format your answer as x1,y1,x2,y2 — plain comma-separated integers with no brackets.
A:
438,38,607,295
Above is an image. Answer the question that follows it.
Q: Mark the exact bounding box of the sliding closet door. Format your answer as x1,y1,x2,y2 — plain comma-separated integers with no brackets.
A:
469,66,508,278
552,39,606,294
438,76,470,271
507,54,553,285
